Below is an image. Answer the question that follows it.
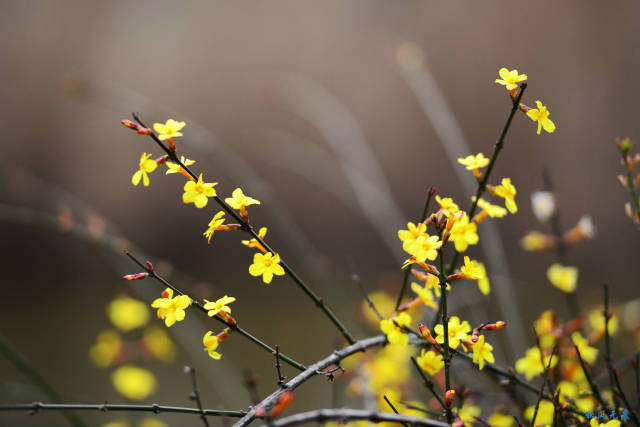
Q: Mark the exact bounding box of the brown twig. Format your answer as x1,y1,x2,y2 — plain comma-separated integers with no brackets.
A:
185,366,211,427
256,408,449,427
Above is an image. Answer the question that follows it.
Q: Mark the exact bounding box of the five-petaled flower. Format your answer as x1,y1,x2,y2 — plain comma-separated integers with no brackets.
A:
449,216,479,252
151,288,192,327
406,234,443,262
526,100,556,135
398,222,428,253
132,152,158,187
203,295,236,317
434,316,471,350
203,331,222,359
416,349,444,375
153,119,186,141
495,67,528,91
203,211,226,244
183,173,217,208
249,252,285,284
494,178,518,214
380,312,412,346
472,335,495,370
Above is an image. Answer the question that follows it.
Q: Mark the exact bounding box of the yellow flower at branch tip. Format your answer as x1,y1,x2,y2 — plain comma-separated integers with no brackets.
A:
89,330,122,368
150,288,192,327
249,252,285,284
460,256,484,281
457,153,490,170
111,365,156,400
458,404,482,425
488,412,515,427
183,173,217,208
410,282,438,309
107,295,150,332
415,349,444,375
132,152,158,187
472,335,495,370
153,118,186,141
526,100,556,135
225,188,261,210
165,156,195,174
495,67,528,90
450,216,479,252
515,346,558,380
203,211,226,244
203,331,222,359
475,197,508,218
434,316,471,349
547,263,578,293
494,178,518,214
398,221,428,253
380,312,412,346
524,400,554,425
588,309,619,336
142,327,176,362
407,234,442,262
435,195,460,213
203,295,236,317
572,331,599,365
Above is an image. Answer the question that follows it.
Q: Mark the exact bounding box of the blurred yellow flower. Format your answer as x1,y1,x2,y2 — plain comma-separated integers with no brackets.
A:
458,403,481,426
142,327,176,362
183,174,217,208
457,153,490,170
450,216,479,252
590,419,621,427
526,101,556,135
100,420,130,427
249,252,285,284
415,349,443,375
203,295,236,317
547,263,578,293
151,288,192,327
139,418,170,427
494,178,517,214
361,291,395,327
89,330,122,368
572,331,599,365
225,188,260,210
380,312,412,346
410,282,438,309
524,400,554,425
111,365,156,400
153,119,186,141
203,211,226,244
495,67,527,90
472,335,495,370
107,296,150,332
203,330,222,359
520,231,553,251
132,153,157,187
434,316,471,350
488,412,514,427
588,308,619,336
515,346,557,380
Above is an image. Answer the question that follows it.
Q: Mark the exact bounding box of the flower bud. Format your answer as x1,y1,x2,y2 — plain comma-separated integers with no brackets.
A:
418,323,442,351
484,321,506,331
121,119,139,130
445,389,455,407
122,272,149,281
145,261,154,271
617,137,633,155
137,127,152,135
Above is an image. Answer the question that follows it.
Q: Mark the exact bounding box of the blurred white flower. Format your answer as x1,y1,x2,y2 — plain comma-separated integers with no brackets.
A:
577,215,596,238
530,191,556,222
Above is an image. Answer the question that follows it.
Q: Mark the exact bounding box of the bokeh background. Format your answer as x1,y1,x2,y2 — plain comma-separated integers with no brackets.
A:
1,1,639,425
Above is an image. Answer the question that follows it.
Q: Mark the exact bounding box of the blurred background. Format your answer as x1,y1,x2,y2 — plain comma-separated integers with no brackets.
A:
1,1,639,425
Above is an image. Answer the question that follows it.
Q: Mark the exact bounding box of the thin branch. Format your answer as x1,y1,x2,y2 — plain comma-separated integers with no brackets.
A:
275,345,286,387
383,395,410,427
126,251,306,371
132,113,355,345
0,403,245,417
574,343,609,411
352,274,383,321
409,356,446,409
437,231,453,424
531,345,557,427
257,408,450,427
185,366,211,427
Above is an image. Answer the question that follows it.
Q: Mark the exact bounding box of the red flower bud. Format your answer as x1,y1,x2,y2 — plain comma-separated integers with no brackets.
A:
122,272,149,281
121,119,139,130
445,389,455,407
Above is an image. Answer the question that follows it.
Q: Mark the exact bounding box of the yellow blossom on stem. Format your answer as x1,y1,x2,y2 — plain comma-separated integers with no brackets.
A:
524,400,554,425
241,227,268,252
398,222,428,253
380,312,412,346
495,67,527,90
131,152,158,187
474,197,508,219
165,156,196,179
493,178,518,214
449,216,479,252
458,403,481,425
525,100,556,135
203,330,222,359
572,331,599,365
434,316,471,350
547,263,578,293
472,335,495,370
153,119,186,141
515,346,558,380
409,282,438,309
588,309,619,336
225,188,261,210
407,234,442,262
460,256,484,280
203,295,236,317
435,195,460,213
182,173,217,208
249,252,285,284
457,153,490,170
150,288,192,327
415,349,444,375
203,211,226,244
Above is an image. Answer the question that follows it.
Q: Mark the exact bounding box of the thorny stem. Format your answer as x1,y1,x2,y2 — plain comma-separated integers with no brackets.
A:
186,366,211,427
531,345,557,427
132,113,355,345
395,187,436,310
126,252,306,371
410,356,446,409
0,403,245,418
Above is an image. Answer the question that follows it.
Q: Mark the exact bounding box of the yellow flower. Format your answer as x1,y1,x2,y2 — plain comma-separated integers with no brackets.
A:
111,365,156,400
526,100,556,135
183,173,217,208
89,330,122,368
407,234,442,262
249,252,285,284
153,118,186,141
107,296,150,332
434,316,471,349
590,419,621,427
203,295,236,317
165,156,195,174
520,231,552,251
495,67,527,90
458,153,490,170
139,418,170,427
150,288,192,327
131,152,158,187
475,197,508,218
515,346,558,380
398,222,428,253
458,404,481,426
410,282,438,309
488,412,514,427
524,400,554,425
572,332,599,365
225,188,260,210
142,327,176,362
203,211,226,243
361,291,396,327
588,309,619,336
203,331,222,359
460,256,484,280
450,216,479,252
415,349,444,375
472,335,495,370
241,227,268,252
435,195,460,213
494,178,517,214
476,262,490,295
380,312,412,346
547,263,578,293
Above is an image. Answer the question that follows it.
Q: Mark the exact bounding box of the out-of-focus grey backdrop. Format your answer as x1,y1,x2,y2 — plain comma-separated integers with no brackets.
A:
1,1,639,425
